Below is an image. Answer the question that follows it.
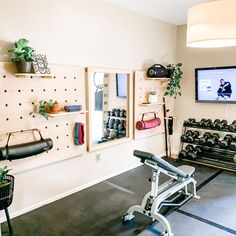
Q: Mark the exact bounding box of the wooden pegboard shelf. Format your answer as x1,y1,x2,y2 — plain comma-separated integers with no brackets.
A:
0,62,87,172
15,73,55,79
145,77,169,82
46,111,87,118
140,102,164,106
134,71,166,139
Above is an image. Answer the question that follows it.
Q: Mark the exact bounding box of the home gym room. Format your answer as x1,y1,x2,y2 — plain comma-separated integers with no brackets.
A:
0,0,236,235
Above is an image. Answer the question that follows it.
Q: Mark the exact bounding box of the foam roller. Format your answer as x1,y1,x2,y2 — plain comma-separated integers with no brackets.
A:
0,139,53,161
136,117,161,130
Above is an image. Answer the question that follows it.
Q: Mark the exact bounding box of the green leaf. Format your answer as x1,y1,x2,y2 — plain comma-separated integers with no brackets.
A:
17,38,29,48
8,38,34,62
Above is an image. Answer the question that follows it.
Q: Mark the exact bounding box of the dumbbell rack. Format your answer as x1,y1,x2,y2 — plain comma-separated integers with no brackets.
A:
102,113,126,140
179,121,236,172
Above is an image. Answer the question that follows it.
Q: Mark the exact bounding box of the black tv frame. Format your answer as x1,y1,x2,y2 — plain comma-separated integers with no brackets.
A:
116,73,127,98
195,65,236,104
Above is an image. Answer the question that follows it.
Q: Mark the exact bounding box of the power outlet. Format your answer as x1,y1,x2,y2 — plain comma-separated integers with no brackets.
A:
96,152,102,161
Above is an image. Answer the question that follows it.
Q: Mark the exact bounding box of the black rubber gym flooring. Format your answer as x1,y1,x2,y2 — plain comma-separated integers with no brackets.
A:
1,158,235,236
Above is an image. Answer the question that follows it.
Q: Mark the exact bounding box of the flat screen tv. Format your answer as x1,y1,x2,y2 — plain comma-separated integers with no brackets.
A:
116,73,127,98
195,66,236,103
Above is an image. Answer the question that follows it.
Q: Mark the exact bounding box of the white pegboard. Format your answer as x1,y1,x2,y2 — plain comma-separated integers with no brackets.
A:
134,71,168,139
0,62,86,173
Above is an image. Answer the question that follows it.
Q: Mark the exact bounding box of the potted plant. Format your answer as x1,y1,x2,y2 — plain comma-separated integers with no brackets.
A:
165,63,183,99
30,99,54,120
0,166,14,208
0,166,14,234
8,38,34,73
148,90,158,104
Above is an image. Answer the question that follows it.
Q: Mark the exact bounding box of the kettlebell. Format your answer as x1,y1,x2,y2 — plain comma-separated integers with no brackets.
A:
109,130,117,139
104,129,110,138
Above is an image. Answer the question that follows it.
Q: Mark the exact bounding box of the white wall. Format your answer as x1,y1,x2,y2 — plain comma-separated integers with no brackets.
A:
0,0,176,220
174,25,236,150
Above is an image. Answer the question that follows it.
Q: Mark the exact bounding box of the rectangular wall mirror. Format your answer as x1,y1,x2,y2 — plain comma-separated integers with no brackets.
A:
86,68,133,152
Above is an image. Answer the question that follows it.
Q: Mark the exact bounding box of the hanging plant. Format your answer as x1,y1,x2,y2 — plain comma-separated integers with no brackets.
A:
165,63,183,99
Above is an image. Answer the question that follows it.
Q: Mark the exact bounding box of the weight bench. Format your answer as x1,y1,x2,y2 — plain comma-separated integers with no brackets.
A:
122,150,200,236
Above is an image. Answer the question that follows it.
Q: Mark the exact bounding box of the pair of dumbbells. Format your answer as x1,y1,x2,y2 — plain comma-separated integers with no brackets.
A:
184,118,196,126
211,119,228,130
179,144,202,160
115,120,125,131
219,134,234,149
198,118,212,128
103,129,117,139
108,108,126,118
181,130,200,143
198,132,220,146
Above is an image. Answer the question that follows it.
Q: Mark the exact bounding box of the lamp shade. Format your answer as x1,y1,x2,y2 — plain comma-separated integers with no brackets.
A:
186,0,236,48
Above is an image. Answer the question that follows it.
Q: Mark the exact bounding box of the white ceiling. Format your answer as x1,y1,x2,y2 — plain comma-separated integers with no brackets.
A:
105,0,210,25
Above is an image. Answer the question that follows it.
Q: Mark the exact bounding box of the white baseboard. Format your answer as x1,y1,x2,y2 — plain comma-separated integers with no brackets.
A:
0,162,142,223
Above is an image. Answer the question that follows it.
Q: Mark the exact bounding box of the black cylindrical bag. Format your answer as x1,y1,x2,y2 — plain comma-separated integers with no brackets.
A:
0,129,53,161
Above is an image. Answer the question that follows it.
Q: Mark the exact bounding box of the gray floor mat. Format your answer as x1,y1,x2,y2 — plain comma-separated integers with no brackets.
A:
138,211,235,236
180,171,236,231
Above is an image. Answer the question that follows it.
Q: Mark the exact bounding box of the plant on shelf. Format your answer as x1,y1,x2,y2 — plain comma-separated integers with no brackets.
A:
30,99,54,120
165,63,183,99
148,90,158,104
8,38,34,73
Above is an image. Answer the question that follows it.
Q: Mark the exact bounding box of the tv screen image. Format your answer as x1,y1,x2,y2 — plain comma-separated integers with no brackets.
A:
195,66,236,103
116,73,127,98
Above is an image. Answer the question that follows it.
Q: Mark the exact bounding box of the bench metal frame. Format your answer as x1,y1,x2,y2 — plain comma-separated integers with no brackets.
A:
122,157,200,236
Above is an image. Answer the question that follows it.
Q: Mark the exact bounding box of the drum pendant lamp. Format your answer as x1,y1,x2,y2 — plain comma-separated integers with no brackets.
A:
186,0,236,48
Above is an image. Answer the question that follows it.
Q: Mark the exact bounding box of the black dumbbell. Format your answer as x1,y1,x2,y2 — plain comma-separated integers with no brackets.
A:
199,132,212,145
181,130,194,142
180,130,192,142
114,109,120,117
229,137,236,151
216,119,227,130
188,146,202,160
198,118,207,127
211,119,221,129
178,144,194,159
118,123,125,131
206,133,220,146
203,119,212,128
184,118,196,126
187,130,200,143
109,118,115,129
219,134,233,148
228,120,236,132
119,109,126,117
111,108,116,116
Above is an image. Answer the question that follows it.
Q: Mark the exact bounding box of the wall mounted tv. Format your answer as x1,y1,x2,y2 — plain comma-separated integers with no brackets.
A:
116,73,127,98
195,66,236,104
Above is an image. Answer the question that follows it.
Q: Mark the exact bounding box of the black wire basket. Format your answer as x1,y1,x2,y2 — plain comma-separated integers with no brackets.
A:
0,175,14,210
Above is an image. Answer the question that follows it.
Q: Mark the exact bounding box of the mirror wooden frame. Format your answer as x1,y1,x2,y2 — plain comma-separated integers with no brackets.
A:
86,67,133,152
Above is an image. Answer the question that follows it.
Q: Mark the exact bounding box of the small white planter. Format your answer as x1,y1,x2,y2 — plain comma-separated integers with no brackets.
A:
148,94,158,104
